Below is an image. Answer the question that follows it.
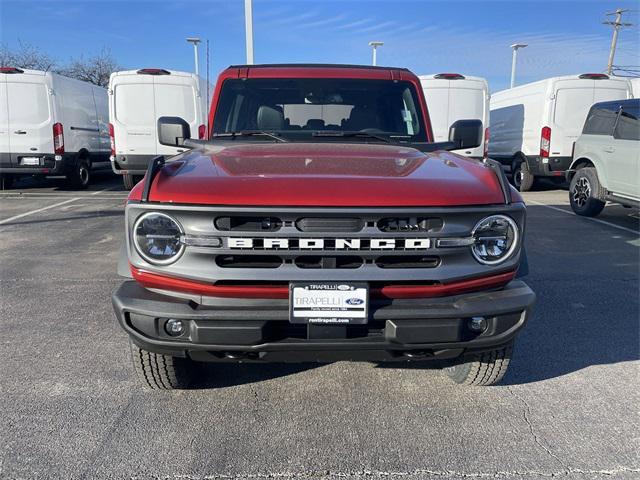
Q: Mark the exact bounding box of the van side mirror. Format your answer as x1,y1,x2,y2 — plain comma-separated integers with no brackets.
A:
157,116,191,147
448,119,483,150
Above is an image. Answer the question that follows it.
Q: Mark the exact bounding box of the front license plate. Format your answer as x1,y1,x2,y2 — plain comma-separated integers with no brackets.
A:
21,157,40,166
289,282,369,324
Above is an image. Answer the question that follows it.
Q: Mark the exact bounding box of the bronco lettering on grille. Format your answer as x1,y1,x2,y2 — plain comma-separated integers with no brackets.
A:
227,238,431,250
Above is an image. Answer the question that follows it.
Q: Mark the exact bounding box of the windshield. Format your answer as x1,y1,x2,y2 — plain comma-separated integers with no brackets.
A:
212,78,427,142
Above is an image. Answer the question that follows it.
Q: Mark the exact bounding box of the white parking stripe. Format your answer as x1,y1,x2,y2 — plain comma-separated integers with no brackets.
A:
0,198,80,225
527,199,639,236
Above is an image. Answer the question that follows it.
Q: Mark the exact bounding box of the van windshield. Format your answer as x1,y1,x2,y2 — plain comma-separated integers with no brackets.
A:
212,78,427,142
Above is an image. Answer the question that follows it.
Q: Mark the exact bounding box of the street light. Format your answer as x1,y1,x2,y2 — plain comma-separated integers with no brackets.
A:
186,37,201,76
510,43,527,88
369,41,384,66
245,0,254,64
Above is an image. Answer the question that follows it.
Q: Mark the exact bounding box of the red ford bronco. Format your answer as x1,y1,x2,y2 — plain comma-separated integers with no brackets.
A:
112,64,535,389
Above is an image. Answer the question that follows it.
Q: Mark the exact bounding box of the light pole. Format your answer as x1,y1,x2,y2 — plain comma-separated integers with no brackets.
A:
510,43,527,88
369,41,383,66
186,37,201,76
245,0,254,64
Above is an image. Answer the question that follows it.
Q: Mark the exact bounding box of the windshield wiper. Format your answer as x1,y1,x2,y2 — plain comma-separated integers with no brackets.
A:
212,130,288,142
312,130,393,144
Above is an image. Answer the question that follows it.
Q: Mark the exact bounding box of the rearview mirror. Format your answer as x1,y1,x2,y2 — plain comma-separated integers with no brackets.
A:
158,116,191,147
448,119,483,150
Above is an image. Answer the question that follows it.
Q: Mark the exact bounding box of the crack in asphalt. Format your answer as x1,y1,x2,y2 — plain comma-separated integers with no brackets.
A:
507,386,567,469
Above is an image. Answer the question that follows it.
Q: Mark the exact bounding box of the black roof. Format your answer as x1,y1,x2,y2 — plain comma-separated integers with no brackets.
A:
227,63,411,72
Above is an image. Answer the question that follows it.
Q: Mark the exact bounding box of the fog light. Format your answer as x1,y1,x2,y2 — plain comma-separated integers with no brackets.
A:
165,318,185,336
468,316,487,332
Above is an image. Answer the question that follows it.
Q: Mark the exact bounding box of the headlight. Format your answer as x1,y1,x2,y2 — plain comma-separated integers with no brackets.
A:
133,212,184,265
471,215,519,265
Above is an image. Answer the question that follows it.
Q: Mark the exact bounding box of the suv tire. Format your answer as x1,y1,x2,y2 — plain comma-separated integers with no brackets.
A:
569,167,606,217
445,343,513,386
66,160,90,189
129,340,194,390
512,160,535,192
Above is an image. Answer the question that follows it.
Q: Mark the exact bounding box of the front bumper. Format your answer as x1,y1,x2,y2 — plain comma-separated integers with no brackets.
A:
112,280,535,363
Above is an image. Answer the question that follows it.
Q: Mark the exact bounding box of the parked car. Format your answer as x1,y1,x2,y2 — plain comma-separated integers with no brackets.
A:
112,64,535,390
108,68,210,189
419,73,489,159
0,67,110,188
567,98,639,216
489,73,632,191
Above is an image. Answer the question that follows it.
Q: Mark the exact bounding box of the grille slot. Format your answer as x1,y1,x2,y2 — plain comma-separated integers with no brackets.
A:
377,217,443,233
216,255,282,268
295,256,363,269
296,217,364,232
215,216,282,232
375,255,440,269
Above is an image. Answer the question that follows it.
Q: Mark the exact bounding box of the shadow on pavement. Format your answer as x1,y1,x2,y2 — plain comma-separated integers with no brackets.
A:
192,362,319,389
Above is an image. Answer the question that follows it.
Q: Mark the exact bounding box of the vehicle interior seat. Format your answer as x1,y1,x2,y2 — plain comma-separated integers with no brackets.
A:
305,119,326,130
343,106,379,131
256,105,284,130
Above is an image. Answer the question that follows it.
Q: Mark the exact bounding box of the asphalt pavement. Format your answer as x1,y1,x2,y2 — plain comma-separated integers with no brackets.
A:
0,174,638,479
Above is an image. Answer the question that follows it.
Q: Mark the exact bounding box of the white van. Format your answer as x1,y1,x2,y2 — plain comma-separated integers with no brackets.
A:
419,73,489,159
0,67,110,188
630,78,640,98
489,73,632,191
108,69,210,189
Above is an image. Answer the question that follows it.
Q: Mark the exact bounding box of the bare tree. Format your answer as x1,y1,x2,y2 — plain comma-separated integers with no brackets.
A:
0,41,57,71
60,48,121,88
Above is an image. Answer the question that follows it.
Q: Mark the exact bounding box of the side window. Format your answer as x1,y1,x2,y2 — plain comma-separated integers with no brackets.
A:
582,105,618,136
614,104,640,141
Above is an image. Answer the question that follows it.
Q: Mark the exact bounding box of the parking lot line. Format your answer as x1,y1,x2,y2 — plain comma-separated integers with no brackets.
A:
527,199,639,236
0,198,80,225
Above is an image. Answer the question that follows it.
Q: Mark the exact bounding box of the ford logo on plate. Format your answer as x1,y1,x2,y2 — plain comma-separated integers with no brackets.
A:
346,298,364,306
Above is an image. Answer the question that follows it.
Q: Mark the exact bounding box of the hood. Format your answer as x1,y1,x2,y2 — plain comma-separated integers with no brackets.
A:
132,143,505,207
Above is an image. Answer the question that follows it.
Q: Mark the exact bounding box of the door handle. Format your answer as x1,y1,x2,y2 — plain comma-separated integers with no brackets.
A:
603,146,615,153
14,130,27,135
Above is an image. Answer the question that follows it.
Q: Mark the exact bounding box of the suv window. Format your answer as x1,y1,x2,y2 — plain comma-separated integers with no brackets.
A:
582,103,619,136
212,78,427,142
614,103,640,141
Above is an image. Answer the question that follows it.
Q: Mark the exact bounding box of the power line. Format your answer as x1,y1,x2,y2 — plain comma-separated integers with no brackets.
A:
603,8,634,75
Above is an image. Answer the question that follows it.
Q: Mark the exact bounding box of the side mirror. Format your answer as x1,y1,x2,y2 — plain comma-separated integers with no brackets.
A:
157,116,191,147
448,119,483,150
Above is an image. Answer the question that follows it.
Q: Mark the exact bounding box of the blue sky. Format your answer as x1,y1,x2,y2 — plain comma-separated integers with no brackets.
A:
1,0,638,91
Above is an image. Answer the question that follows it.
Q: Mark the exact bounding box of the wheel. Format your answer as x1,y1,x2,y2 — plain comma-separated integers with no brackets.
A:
123,174,143,190
445,343,513,386
512,160,535,192
66,160,90,189
569,167,606,217
0,174,14,189
129,340,194,390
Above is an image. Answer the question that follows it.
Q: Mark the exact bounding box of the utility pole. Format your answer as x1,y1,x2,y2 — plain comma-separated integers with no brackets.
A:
245,0,254,64
369,41,383,66
510,43,528,88
603,9,632,75
186,37,201,76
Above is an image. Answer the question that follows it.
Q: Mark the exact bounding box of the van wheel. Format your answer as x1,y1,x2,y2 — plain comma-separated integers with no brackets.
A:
66,161,90,189
123,174,143,190
512,160,535,192
569,167,606,217
129,340,194,390
445,342,513,386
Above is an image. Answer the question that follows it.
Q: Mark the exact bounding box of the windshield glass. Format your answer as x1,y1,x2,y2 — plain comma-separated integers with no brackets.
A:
212,78,427,142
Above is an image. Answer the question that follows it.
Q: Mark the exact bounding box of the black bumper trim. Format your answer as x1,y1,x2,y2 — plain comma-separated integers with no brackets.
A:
112,280,535,361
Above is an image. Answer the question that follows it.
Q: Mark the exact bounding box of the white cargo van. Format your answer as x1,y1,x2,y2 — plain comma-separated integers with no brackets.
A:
108,69,210,189
630,78,640,98
0,67,110,188
489,73,632,191
419,73,489,159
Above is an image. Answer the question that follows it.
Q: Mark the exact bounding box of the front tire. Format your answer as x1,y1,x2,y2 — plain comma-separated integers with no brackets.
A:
569,167,606,217
445,343,513,386
129,340,194,390
66,160,90,189
512,160,535,192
